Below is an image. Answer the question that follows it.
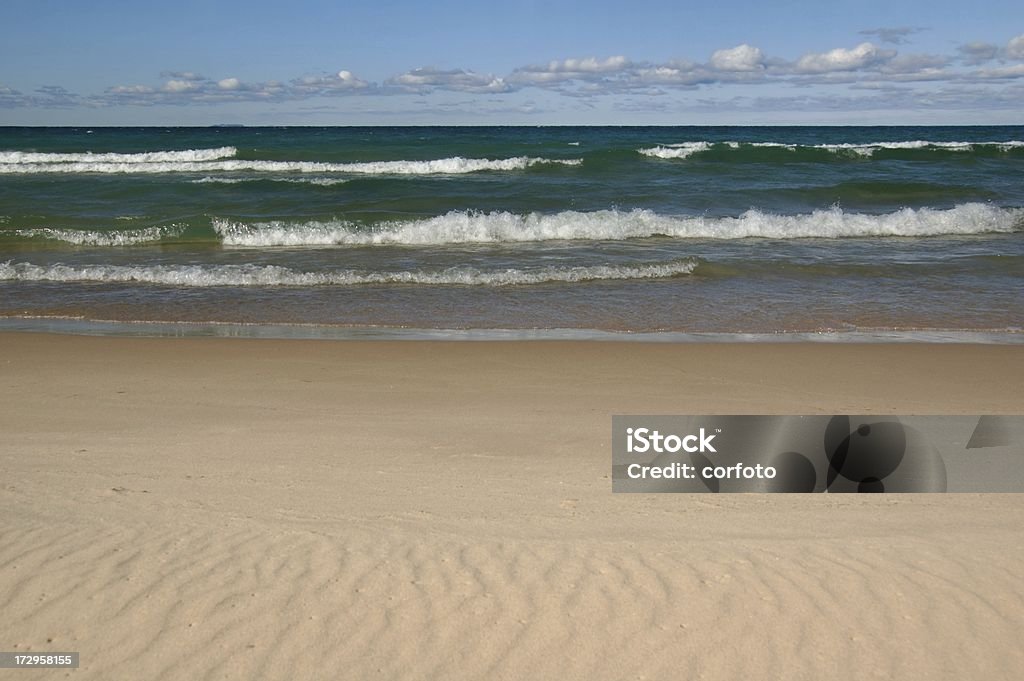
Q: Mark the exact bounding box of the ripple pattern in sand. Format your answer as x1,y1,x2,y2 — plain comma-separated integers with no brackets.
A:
1,519,1022,681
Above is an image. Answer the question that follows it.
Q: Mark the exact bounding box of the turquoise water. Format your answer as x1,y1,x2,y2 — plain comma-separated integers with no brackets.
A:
1,126,1022,335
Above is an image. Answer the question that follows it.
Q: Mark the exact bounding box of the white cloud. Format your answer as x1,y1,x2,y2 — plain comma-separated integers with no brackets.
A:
1007,34,1024,60
100,69,366,105
388,67,509,93
0,84,81,108
108,84,154,94
550,56,629,73
86,42,981,109
883,54,948,72
160,71,204,81
959,34,1024,65
9,35,1024,117
710,44,765,72
509,56,631,85
874,54,951,82
163,79,199,93
858,27,926,45
291,70,369,93
958,42,1000,65
973,63,1024,80
634,63,700,85
794,42,895,73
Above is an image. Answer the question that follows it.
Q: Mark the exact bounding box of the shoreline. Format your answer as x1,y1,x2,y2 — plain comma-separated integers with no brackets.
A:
2,316,1022,343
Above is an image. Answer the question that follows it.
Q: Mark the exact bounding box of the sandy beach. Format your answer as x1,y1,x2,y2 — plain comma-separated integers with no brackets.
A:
1,332,1022,680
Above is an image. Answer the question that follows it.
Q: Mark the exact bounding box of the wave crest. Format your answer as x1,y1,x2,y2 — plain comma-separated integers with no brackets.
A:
639,140,1024,159
0,259,699,287
214,203,1021,247
190,176,349,186
0,225,184,246
0,147,238,164
0,156,580,176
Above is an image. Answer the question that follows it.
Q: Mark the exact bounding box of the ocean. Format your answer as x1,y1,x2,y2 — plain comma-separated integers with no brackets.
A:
1,126,1022,340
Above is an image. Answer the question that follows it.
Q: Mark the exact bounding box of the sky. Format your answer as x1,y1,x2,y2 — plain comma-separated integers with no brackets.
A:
1,0,1023,125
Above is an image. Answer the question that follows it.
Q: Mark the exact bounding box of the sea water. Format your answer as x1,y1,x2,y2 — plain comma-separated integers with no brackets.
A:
1,126,1021,338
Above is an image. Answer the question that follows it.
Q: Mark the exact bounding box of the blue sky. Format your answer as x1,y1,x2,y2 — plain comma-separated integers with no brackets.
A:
1,0,1023,125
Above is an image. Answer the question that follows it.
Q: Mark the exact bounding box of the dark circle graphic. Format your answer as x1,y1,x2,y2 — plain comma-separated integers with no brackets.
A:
765,451,818,492
858,477,885,493
824,416,851,463
826,418,906,484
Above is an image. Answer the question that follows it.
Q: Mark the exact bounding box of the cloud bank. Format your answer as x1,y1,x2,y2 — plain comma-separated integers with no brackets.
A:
3,32,1023,117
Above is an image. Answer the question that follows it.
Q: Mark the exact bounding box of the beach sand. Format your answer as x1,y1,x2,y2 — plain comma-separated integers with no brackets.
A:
1,333,1022,680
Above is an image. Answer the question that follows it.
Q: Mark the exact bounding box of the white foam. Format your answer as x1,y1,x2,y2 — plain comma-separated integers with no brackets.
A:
2,225,184,246
638,142,712,159
749,142,798,150
0,147,237,164
0,259,699,287
639,140,1024,159
191,176,349,186
282,177,350,186
640,141,796,158
815,140,1024,156
191,176,247,184
214,203,1021,246
0,156,581,175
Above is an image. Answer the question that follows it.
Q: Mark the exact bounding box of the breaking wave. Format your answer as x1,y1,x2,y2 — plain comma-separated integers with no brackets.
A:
0,156,581,176
190,176,349,186
0,147,238,164
0,225,185,246
0,259,700,287
638,140,1024,159
214,203,1022,246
